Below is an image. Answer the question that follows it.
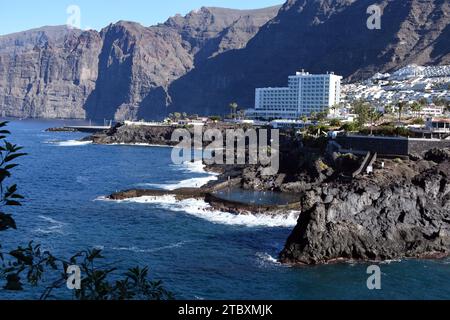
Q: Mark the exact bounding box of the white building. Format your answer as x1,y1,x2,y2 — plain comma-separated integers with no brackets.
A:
418,105,444,117
246,71,342,120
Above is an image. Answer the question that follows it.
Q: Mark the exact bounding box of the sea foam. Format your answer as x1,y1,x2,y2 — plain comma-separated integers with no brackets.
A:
115,196,299,228
46,140,92,147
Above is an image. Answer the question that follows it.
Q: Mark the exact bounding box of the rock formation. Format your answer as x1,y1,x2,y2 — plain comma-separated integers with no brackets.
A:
0,6,281,120
0,0,448,119
280,150,450,264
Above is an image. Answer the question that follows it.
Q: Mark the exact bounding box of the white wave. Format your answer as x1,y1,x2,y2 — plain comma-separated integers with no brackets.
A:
138,175,218,190
180,160,216,175
108,142,171,148
34,215,67,235
256,252,281,266
114,196,299,228
46,140,92,147
112,241,190,253
94,195,111,201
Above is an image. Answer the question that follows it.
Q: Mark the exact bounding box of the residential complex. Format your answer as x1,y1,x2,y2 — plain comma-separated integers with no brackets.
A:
246,71,343,120
341,65,450,113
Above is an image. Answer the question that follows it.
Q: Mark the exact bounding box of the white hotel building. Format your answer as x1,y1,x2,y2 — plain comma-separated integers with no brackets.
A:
246,71,343,120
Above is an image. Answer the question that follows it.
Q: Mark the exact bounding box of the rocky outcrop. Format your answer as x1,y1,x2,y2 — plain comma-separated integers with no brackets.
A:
88,123,178,146
1,1,449,120
280,154,450,265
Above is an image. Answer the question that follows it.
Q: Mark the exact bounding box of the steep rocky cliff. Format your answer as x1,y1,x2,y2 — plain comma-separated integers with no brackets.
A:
0,6,281,120
0,26,102,118
0,0,449,120
165,0,450,117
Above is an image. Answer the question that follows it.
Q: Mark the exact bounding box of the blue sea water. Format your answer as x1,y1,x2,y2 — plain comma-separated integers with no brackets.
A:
0,119,449,300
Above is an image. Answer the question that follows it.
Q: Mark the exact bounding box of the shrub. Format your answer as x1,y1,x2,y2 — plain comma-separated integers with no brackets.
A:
341,122,360,132
411,118,425,125
329,119,342,127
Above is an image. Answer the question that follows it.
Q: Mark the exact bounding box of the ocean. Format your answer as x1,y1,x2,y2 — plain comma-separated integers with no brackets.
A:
0,119,449,300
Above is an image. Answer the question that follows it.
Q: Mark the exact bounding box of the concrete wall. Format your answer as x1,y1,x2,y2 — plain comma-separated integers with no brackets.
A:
336,135,450,156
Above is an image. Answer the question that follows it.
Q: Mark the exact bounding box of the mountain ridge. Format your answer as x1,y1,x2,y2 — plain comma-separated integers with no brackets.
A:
0,0,448,120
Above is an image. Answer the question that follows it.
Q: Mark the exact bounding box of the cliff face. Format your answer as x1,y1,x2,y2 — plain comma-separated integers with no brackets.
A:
0,0,449,120
165,0,450,116
280,150,450,265
0,26,102,118
0,6,280,120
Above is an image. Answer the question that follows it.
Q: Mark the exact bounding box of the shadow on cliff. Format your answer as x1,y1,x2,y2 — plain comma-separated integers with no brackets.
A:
84,26,135,121
149,0,420,116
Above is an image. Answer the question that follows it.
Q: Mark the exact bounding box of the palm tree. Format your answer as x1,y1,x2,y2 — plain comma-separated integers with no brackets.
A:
368,108,382,136
397,101,407,124
384,104,394,115
173,112,182,121
410,102,422,118
229,102,238,119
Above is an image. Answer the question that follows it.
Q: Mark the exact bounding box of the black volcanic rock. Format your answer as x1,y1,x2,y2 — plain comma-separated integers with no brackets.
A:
280,155,450,265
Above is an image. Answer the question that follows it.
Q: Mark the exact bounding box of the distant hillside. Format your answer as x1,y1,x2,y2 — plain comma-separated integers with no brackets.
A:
0,6,281,119
0,0,449,120
159,0,450,118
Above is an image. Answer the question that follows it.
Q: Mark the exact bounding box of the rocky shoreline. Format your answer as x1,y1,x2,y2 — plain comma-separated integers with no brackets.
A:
280,149,450,265
72,124,450,265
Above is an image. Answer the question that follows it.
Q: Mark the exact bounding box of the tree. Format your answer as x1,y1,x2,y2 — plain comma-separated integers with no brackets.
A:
410,101,422,118
173,112,182,121
352,100,371,128
418,97,428,107
0,122,173,300
367,108,383,135
384,104,394,115
397,100,408,123
316,110,329,123
229,102,238,120
352,100,382,134
209,116,222,122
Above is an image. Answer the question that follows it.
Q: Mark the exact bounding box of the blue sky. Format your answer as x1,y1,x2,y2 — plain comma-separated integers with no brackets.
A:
0,0,284,35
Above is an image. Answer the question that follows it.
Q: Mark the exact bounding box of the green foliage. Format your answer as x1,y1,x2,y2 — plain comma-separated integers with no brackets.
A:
359,125,410,137
40,249,174,300
329,119,342,127
396,101,408,122
306,124,330,136
411,118,425,125
0,122,173,300
352,100,382,131
341,122,360,132
229,102,238,119
384,104,394,115
0,121,26,232
209,115,222,122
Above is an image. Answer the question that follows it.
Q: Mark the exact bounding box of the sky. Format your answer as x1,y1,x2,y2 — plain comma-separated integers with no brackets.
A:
0,0,284,35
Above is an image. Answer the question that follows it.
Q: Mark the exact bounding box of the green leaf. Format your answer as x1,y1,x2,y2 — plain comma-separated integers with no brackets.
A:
4,164,19,170
4,153,27,163
5,200,22,206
